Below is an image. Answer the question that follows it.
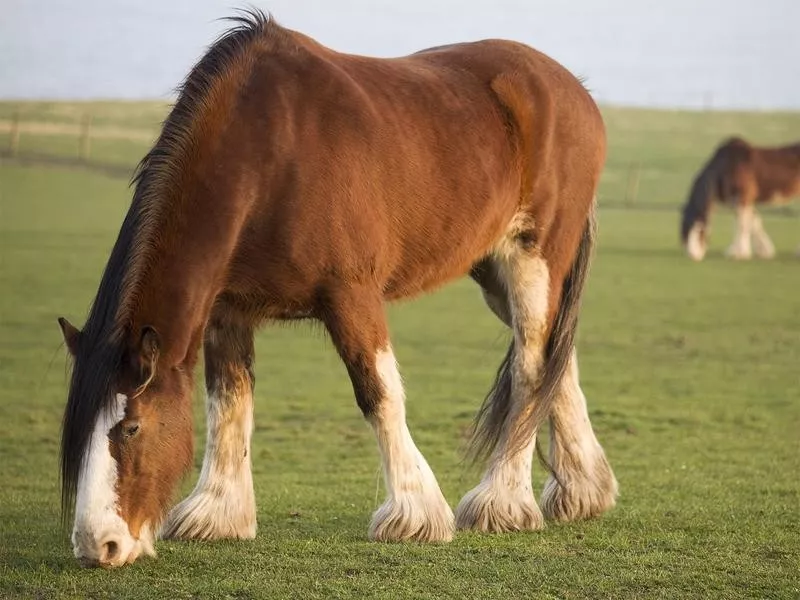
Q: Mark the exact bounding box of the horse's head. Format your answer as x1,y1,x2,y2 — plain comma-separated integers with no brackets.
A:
680,160,720,261
59,318,194,568
680,204,708,261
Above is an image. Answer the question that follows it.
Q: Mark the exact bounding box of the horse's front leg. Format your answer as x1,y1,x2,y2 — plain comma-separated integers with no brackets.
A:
161,317,257,540
751,211,776,259
726,203,755,259
322,284,454,542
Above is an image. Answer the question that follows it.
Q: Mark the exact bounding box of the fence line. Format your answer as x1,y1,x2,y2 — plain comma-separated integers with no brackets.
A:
624,161,641,205
0,115,157,154
1,113,798,218
0,113,153,175
8,112,20,157
79,114,92,161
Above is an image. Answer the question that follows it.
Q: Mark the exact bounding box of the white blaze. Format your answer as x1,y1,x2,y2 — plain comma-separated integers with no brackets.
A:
72,393,152,566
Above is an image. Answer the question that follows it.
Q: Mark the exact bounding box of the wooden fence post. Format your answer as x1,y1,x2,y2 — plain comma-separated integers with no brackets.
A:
625,161,641,206
79,113,92,161
9,112,20,157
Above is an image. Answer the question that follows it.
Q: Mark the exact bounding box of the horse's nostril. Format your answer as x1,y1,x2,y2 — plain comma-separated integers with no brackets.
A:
101,540,120,563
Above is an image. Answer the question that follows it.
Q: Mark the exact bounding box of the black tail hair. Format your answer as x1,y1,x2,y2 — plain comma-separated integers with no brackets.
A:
469,201,598,461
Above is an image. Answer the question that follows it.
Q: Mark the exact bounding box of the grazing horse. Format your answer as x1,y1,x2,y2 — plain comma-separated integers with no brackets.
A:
58,11,617,568
680,137,800,261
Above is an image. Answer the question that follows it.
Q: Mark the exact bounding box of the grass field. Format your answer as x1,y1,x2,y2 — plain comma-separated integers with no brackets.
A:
0,102,799,599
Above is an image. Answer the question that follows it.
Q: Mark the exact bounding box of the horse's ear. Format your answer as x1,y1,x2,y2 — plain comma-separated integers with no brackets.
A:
136,326,160,388
58,317,81,356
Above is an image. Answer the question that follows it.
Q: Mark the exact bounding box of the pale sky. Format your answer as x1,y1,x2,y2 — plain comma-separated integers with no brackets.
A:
2,0,798,108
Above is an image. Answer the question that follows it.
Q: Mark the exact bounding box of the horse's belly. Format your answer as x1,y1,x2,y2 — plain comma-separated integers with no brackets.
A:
381,211,514,299
760,194,793,207
381,259,472,300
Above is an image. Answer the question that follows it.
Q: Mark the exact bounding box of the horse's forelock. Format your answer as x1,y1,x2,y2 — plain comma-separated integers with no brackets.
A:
60,337,125,525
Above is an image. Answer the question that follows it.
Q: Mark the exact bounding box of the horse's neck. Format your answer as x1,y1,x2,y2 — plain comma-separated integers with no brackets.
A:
125,202,238,370
134,270,211,369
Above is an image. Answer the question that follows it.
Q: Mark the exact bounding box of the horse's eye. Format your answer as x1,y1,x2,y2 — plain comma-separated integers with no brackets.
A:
123,422,140,438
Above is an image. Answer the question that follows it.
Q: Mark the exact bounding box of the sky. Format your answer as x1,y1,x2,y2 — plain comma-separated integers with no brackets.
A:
1,0,799,109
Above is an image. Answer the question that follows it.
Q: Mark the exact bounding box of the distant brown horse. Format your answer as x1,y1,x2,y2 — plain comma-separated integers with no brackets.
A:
58,11,616,568
680,137,800,260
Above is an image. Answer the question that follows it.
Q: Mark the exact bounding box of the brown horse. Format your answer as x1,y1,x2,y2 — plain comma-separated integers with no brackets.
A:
680,137,800,261
58,11,616,568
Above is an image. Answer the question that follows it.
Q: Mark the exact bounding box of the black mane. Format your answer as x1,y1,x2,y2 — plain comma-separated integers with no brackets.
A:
60,7,275,521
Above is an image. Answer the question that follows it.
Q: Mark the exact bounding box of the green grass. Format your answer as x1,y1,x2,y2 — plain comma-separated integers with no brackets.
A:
0,104,799,599
601,107,800,206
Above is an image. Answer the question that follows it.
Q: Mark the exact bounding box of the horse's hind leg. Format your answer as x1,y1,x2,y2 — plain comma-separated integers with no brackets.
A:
456,249,550,532
458,223,616,532
321,285,454,542
751,211,776,259
470,259,511,326
161,316,256,540
540,349,617,521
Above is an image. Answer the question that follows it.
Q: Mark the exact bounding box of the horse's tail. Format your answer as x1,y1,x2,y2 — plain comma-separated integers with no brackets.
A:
468,201,597,462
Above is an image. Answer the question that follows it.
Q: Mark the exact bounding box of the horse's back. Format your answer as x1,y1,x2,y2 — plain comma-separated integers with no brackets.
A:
713,139,800,204
753,144,800,201
218,25,604,311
